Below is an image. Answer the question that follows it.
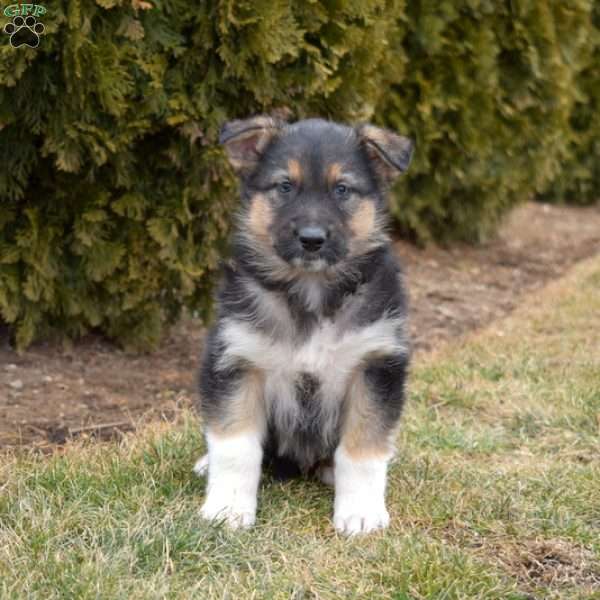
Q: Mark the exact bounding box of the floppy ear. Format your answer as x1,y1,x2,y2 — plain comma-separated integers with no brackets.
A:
219,115,283,176
356,124,414,186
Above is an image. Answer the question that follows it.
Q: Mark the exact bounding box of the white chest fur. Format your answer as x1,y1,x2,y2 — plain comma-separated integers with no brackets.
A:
219,314,405,391
217,296,407,444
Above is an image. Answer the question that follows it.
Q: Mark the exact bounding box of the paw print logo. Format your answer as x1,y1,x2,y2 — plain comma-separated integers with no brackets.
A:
3,15,45,48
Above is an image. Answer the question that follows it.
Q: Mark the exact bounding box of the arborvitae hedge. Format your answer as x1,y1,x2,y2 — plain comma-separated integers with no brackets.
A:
0,0,400,349
0,0,597,349
539,2,600,205
380,1,594,242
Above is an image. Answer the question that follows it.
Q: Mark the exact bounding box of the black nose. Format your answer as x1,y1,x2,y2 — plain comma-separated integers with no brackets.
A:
297,226,327,252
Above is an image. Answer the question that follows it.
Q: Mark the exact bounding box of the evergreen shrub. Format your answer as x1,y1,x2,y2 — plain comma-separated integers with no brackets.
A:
0,0,399,349
379,0,594,242
538,2,600,205
0,0,596,349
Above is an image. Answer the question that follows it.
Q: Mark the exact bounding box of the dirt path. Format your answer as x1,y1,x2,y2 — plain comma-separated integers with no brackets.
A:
1,202,599,450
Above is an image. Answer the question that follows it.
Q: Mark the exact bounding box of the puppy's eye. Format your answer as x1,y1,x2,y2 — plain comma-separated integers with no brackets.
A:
334,183,350,199
278,180,293,194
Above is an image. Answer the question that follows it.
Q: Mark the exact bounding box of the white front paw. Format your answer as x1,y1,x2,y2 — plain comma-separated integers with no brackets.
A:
334,501,390,535
200,491,256,529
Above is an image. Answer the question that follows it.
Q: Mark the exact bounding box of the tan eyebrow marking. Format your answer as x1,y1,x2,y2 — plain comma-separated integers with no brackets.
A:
326,163,362,190
327,162,343,186
287,159,302,183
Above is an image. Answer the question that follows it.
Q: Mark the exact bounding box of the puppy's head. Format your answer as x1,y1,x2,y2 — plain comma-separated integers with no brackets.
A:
221,116,413,277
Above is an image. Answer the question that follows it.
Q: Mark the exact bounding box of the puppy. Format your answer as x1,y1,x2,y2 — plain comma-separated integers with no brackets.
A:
195,116,413,535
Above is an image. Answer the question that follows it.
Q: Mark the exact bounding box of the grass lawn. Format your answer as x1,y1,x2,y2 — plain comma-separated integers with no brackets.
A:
1,256,599,599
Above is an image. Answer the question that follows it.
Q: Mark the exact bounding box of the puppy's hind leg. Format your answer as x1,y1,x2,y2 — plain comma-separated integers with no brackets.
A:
315,459,335,487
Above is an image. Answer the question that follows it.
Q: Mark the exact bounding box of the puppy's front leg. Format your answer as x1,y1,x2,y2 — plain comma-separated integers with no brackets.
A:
201,428,263,528
198,361,266,529
334,356,407,535
333,444,391,535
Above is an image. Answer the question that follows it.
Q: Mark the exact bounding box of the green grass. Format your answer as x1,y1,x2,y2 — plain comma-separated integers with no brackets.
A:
1,256,600,599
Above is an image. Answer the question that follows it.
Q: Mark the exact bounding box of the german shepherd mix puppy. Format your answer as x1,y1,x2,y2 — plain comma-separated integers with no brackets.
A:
195,116,413,535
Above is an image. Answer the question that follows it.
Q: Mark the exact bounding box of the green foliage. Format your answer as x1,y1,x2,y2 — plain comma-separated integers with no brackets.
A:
0,0,597,349
0,0,400,349
539,3,600,205
379,0,594,242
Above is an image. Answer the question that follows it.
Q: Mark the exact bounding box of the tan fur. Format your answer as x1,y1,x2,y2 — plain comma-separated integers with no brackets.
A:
360,125,389,147
223,116,280,174
340,369,393,460
228,158,245,172
327,162,343,186
247,194,273,245
349,200,376,241
358,124,411,184
287,159,302,183
359,125,396,179
211,369,266,436
252,123,278,157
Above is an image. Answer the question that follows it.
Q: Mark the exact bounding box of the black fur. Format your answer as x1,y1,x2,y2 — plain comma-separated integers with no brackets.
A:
197,117,413,477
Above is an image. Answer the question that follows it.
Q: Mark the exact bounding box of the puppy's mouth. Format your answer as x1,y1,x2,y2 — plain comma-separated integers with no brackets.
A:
291,253,329,272
273,233,346,273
